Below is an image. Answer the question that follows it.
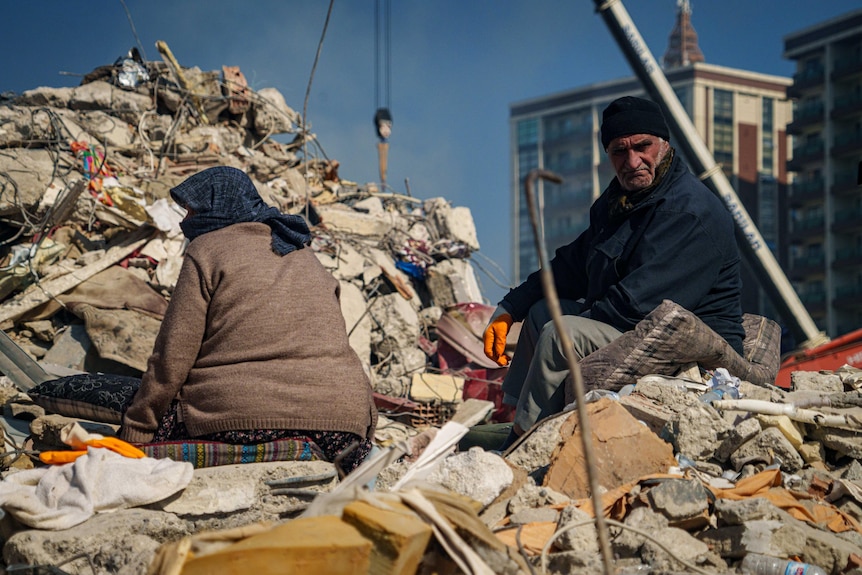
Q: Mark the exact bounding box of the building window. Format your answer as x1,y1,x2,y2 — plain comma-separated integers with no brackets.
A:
518,149,538,179
713,89,734,173
517,119,538,147
762,97,774,172
674,85,691,116
759,176,778,252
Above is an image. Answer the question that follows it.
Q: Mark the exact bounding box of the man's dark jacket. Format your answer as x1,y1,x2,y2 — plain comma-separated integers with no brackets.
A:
502,152,746,355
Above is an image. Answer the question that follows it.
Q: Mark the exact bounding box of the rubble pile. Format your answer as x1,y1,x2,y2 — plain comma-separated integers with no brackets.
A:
1,50,861,575
0,47,500,427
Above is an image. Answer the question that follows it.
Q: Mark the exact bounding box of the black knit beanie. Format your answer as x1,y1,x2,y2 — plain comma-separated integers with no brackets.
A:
600,96,670,149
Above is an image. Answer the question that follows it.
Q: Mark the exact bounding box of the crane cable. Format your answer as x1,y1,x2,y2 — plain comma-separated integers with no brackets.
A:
374,0,392,186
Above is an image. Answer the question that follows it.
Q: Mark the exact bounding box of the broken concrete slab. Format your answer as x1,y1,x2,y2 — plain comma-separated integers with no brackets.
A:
809,425,862,460
716,415,762,462
543,398,678,500
645,478,710,528
3,509,187,575
423,198,480,252
425,258,483,308
699,518,858,573
792,370,844,393
730,427,805,472
0,149,66,214
661,402,732,461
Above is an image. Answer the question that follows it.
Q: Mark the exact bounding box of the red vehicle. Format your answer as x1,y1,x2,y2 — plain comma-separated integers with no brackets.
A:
776,328,862,388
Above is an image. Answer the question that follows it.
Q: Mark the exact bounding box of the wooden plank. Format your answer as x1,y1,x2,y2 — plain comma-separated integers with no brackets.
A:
181,516,372,575
342,499,432,575
0,227,154,326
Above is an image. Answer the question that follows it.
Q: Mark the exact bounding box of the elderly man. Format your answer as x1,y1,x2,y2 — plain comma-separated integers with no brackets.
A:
484,96,745,448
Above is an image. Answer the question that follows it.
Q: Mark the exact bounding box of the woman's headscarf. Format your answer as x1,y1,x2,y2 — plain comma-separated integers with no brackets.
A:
170,166,311,256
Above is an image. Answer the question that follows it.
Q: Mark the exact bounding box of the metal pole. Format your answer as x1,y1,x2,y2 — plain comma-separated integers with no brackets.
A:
593,0,827,349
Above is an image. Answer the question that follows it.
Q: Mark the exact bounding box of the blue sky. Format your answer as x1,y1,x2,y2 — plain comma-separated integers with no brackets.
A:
2,1,859,304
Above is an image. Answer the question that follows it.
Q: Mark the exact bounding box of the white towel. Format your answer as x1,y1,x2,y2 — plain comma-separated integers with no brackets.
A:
0,447,193,530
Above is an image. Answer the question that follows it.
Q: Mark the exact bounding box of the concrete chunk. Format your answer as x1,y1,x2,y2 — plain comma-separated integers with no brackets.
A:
426,448,513,507
646,478,710,528
730,427,804,472
716,416,762,462
791,370,844,392
662,402,732,461
423,198,480,252
554,505,599,553
425,259,483,308
252,87,299,135
810,425,862,459
699,518,859,573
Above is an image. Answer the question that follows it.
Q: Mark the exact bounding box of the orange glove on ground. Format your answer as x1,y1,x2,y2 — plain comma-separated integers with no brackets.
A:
483,306,513,366
39,436,146,465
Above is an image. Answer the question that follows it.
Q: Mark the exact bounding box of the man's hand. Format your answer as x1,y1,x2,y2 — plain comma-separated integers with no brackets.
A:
483,306,513,366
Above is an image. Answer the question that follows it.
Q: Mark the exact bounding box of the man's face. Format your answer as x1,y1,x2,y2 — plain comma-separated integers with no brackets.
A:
606,134,670,192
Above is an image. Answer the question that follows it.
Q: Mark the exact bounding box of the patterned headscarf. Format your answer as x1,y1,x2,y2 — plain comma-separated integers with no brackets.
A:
170,166,311,256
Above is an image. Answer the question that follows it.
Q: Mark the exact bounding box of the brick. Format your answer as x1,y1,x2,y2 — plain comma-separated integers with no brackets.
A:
342,500,433,575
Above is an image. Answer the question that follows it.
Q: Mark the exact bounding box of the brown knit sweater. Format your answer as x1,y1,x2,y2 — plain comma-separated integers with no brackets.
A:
119,223,377,443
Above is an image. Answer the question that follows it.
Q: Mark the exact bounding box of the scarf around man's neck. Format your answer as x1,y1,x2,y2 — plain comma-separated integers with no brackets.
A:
171,166,311,255
607,147,675,222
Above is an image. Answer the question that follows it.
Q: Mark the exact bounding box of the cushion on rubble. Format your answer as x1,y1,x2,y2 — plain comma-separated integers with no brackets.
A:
27,372,141,424
138,438,325,469
566,299,781,402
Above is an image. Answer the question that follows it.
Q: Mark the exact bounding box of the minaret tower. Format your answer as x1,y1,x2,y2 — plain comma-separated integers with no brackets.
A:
663,0,705,69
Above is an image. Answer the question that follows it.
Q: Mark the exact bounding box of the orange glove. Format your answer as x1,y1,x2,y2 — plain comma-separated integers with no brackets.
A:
39,436,146,465
86,437,146,459
483,306,513,366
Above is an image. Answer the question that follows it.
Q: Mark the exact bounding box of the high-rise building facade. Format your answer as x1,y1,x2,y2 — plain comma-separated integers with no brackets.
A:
783,9,862,337
509,3,792,325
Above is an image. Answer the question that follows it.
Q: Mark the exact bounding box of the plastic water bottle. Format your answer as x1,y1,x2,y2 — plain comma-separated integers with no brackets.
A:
740,553,827,575
699,384,740,404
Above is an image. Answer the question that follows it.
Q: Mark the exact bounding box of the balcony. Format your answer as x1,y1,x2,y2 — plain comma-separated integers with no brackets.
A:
831,93,862,120
787,101,824,135
799,290,827,305
789,253,826,277
832,54,862,81
831,170,859,195
787,66,825,98
833,245,862,268
831,131,862,158
790,214,825,240
787,139,824,171
832,208,862,233
789,177,824,205
833,284,862,309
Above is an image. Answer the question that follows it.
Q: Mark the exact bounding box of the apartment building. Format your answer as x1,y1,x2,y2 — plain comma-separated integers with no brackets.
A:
783,9,862,337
